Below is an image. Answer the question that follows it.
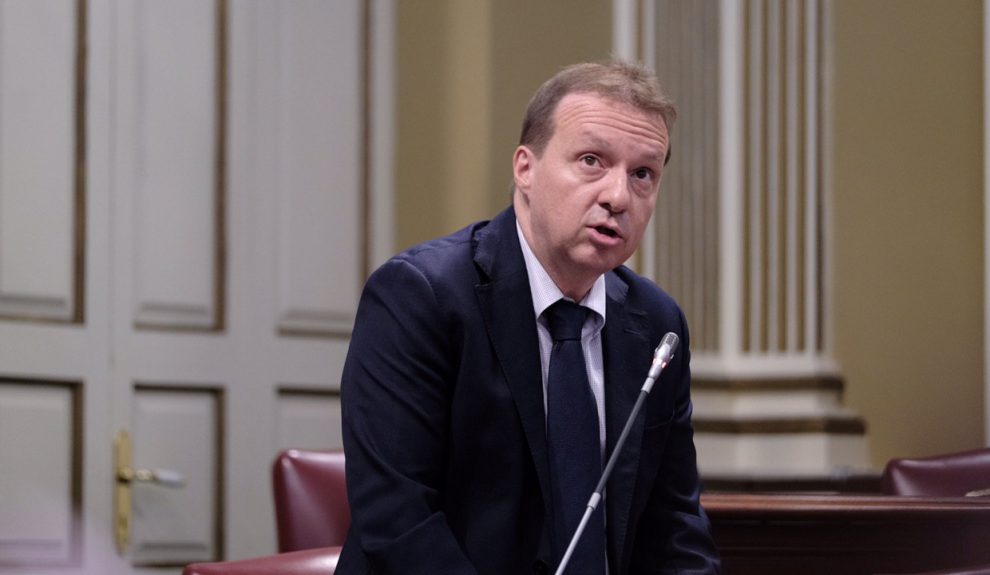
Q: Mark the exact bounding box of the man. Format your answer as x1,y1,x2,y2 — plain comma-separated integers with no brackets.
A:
339,60,720,574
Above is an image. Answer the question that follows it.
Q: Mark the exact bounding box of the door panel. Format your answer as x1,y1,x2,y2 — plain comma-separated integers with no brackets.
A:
276,389,344,451
117,0,225,332
0,0,80,323
272,0,363,338
0,379,82,566
129,387,221,567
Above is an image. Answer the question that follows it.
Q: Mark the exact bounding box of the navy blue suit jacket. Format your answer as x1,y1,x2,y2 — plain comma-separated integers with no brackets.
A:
339,207,719,574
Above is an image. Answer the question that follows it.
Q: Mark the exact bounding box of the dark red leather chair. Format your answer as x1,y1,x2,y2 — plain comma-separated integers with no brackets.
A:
273,449,350,552
182,546,340,575
880,448,990,575
882,447,990,497
182,450,350,575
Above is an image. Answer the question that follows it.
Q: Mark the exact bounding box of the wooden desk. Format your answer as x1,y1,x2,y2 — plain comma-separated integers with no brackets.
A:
702,493,990,574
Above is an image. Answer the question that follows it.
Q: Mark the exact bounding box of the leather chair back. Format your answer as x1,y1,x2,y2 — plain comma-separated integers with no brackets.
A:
882,448,990,497
273,449,350,552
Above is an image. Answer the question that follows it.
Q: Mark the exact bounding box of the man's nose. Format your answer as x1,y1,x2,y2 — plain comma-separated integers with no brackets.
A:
599,170,630,214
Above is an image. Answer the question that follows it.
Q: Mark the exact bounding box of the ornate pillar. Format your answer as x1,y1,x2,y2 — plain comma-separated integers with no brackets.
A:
638,0,871,485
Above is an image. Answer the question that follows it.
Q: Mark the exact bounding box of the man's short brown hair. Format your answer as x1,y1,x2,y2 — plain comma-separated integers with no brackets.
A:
518,60,676,161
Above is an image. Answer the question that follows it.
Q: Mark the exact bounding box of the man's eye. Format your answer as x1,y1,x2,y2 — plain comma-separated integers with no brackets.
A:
633,168,653,180
580,155,599,166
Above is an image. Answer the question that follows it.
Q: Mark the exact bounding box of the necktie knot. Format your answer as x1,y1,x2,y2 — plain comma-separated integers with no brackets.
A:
545,300,587,342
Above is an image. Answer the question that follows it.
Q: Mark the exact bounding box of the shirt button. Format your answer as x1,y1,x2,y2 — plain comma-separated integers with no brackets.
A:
533,560,549,575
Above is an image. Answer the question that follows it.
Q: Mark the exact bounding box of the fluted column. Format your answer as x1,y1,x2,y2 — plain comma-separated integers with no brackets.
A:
636,0,871,483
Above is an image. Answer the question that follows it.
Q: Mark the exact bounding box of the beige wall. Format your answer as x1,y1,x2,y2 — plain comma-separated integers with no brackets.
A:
830,0,985,466
395,0,612,250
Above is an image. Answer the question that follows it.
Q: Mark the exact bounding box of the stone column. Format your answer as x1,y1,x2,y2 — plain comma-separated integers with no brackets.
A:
641,0,871,486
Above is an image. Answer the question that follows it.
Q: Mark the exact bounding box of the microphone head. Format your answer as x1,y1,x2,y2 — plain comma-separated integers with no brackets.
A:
659,332,679,357
647,332,680,380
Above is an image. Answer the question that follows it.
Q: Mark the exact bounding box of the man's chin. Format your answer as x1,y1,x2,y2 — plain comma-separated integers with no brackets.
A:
572,252,628,276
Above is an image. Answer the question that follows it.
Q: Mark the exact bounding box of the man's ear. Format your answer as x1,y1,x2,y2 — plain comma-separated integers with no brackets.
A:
512,146,534,193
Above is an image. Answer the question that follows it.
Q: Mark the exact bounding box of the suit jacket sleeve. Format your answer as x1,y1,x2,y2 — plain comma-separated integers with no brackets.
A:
340,257,478,574
631,310,721,574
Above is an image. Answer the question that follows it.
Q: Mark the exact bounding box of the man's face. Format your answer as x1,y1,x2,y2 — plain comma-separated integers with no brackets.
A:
513,92,669,300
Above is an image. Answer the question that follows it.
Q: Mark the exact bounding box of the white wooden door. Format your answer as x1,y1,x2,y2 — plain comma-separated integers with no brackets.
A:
0,1,115,572
0,1,392,573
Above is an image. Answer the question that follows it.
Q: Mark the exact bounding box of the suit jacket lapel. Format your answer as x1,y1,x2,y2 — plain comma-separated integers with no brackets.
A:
472,208,552,511
602,273,652,571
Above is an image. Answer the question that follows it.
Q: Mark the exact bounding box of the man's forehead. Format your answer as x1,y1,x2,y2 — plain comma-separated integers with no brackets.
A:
554,93,667,136
557,92,663,119
553,94,669,157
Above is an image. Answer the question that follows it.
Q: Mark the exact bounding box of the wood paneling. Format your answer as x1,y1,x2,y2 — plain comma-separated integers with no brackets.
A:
705,493,990,574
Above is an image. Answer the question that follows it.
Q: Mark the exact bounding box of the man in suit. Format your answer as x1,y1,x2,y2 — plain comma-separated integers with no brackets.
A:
339,61,720,574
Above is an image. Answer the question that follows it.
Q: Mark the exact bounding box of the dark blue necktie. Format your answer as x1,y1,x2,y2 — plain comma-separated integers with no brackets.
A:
545,300,606,574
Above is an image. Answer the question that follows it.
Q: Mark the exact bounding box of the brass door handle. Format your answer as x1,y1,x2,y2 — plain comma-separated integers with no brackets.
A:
113,430,186,554
117,466,186,487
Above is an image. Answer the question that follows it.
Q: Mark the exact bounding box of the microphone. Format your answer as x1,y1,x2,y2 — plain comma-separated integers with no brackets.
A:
554,332,680,575
645,332,679,388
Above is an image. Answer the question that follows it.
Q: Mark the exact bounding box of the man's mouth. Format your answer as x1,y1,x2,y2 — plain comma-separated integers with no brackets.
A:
595,225,619,239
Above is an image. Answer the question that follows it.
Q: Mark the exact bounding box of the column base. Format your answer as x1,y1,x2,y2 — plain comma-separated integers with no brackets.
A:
692,375,875,490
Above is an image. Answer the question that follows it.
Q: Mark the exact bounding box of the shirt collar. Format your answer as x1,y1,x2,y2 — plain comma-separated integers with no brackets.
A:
516,222,606,326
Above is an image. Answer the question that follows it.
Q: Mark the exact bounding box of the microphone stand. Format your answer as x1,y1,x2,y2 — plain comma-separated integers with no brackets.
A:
553,333,679,575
